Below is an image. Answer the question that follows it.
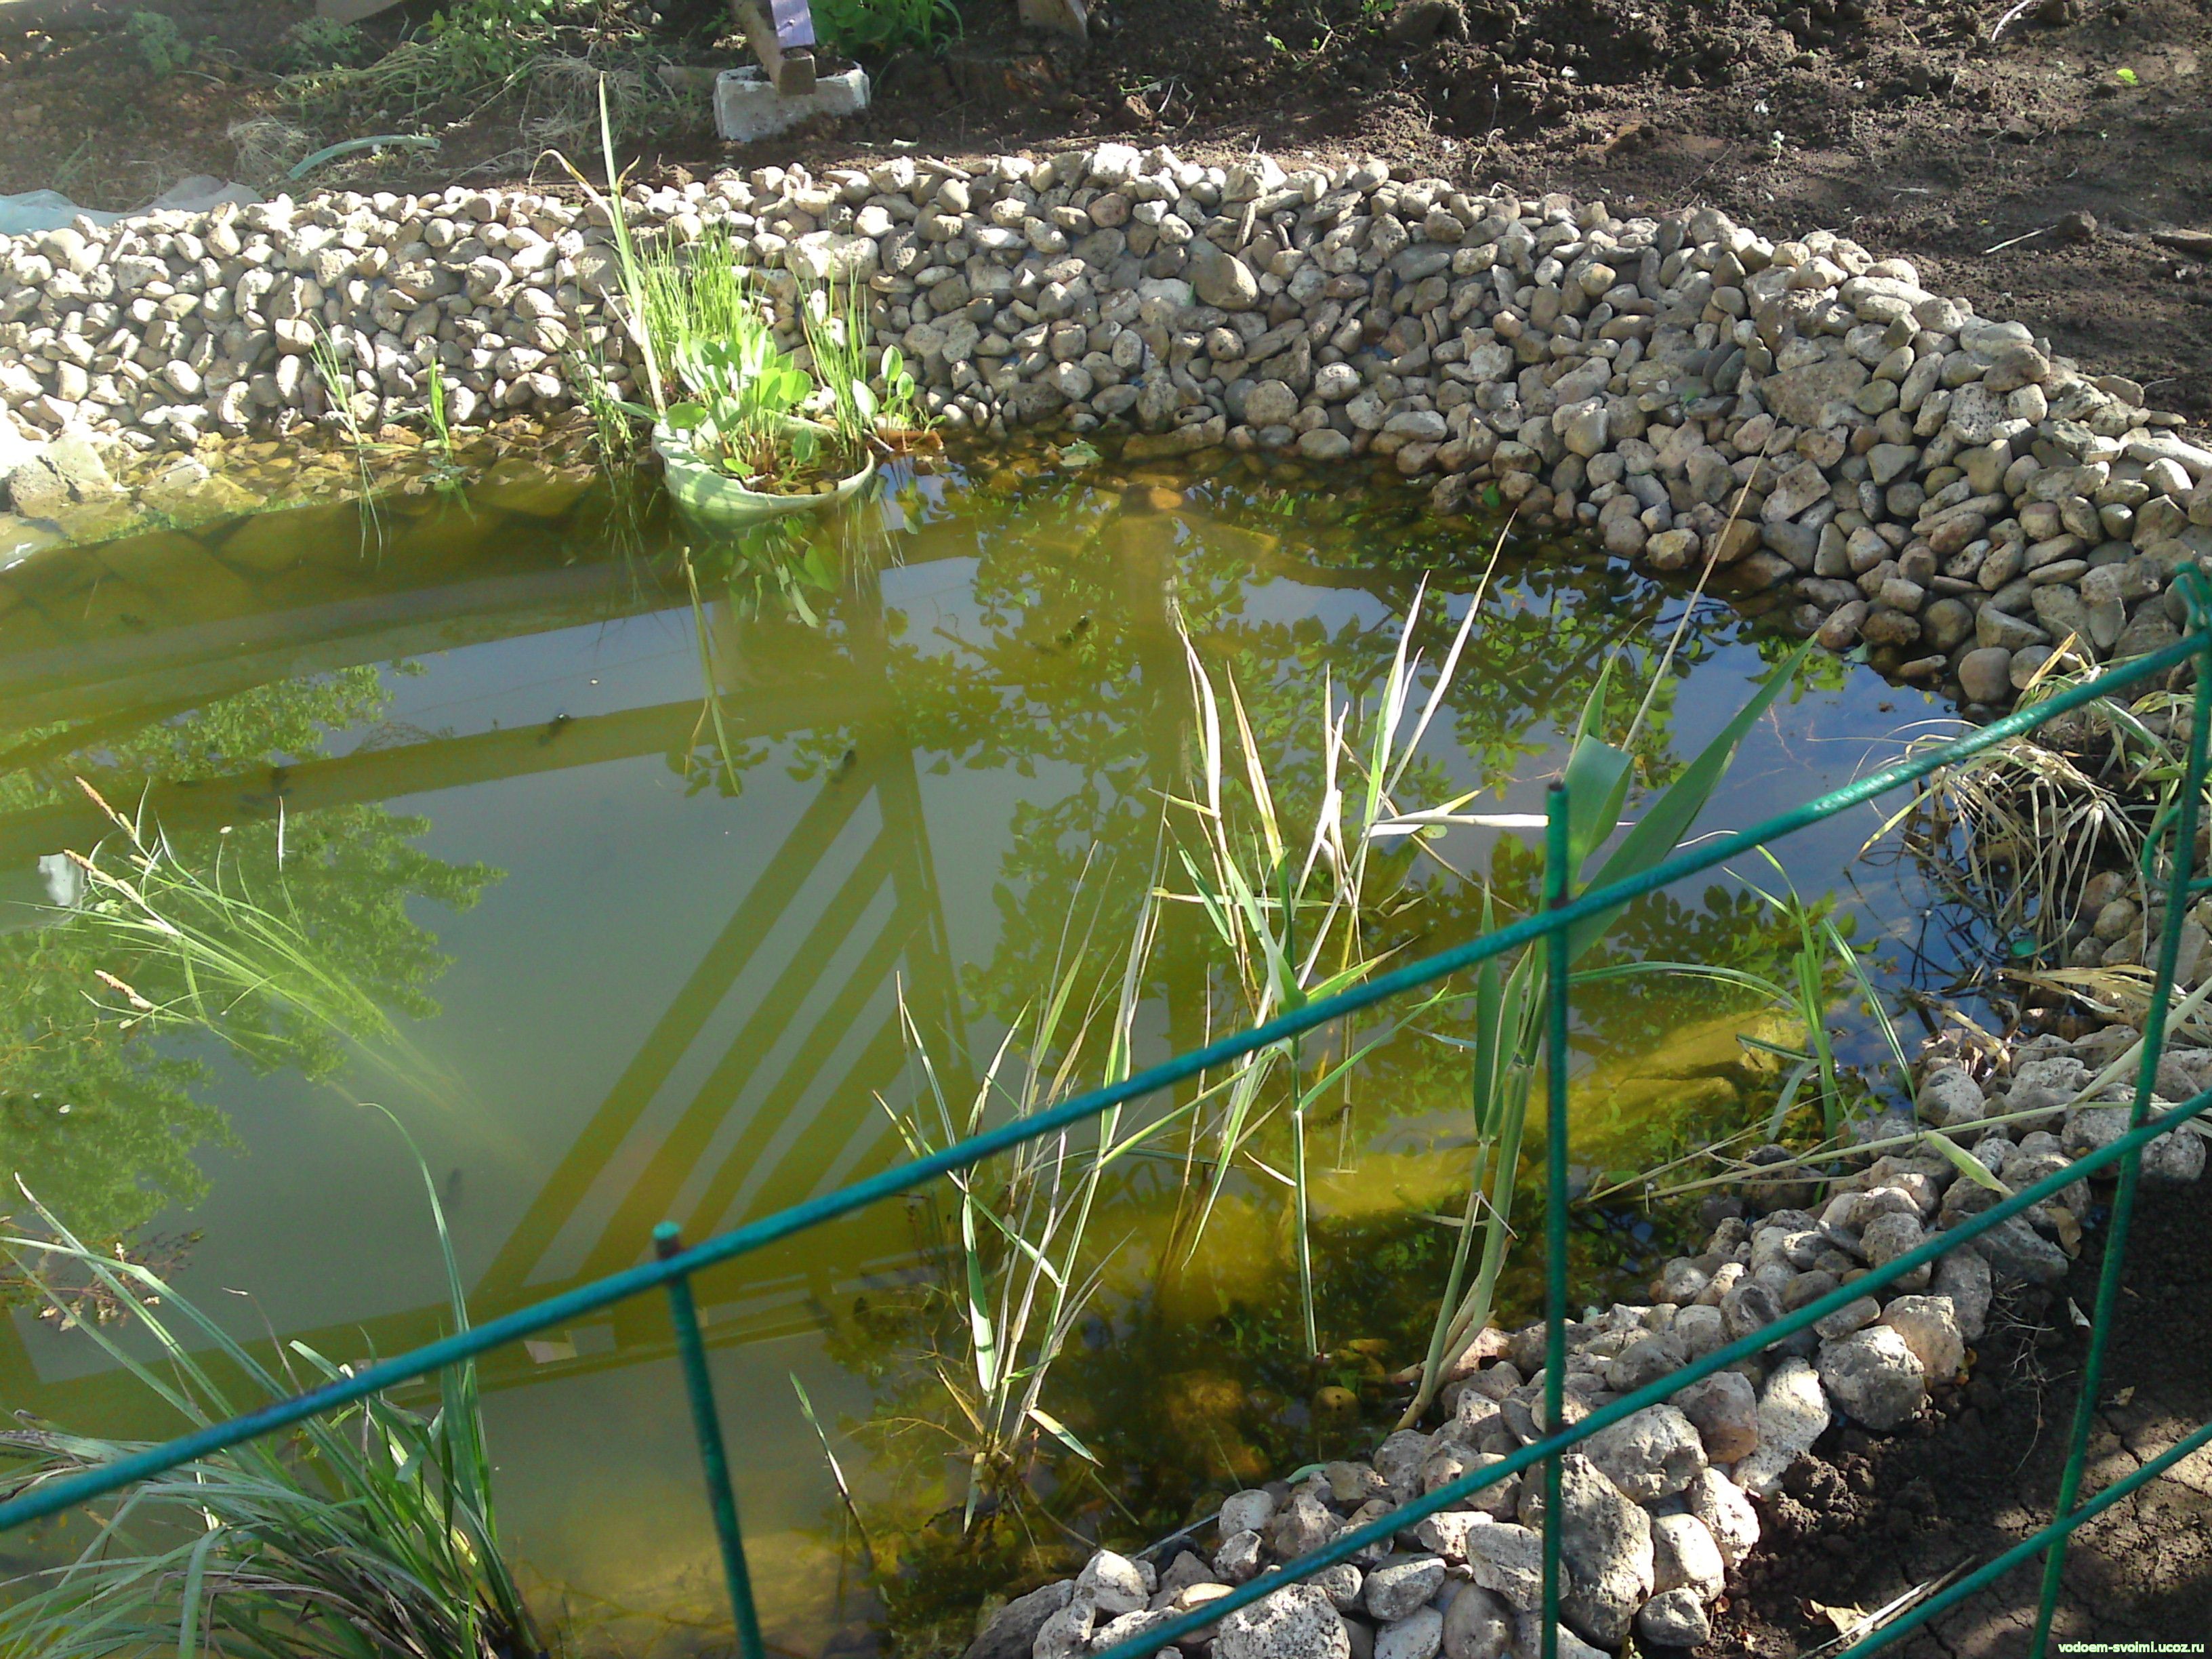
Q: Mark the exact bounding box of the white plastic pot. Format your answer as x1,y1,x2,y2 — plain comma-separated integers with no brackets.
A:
653,422,875,526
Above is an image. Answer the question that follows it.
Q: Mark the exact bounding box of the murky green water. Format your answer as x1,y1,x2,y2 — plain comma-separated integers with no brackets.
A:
0,447,1950,1655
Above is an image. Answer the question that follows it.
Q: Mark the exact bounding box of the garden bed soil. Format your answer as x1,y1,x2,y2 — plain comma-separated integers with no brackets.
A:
1,0,2207,425
1704,1181,2212,1658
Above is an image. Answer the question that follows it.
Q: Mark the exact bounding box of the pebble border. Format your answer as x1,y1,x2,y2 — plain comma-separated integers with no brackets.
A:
962,1020,2209,1659
4,144,2211,708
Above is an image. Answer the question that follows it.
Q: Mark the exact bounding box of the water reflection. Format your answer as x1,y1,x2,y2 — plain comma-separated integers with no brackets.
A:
0,449,1919,1655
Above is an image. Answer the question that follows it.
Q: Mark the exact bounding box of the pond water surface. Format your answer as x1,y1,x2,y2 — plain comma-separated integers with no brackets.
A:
0,448,1960,1655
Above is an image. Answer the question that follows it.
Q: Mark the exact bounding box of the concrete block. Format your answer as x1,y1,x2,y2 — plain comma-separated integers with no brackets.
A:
714,66,869,142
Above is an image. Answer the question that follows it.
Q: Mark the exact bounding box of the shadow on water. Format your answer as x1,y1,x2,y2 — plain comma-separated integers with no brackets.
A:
0,444,1958,1655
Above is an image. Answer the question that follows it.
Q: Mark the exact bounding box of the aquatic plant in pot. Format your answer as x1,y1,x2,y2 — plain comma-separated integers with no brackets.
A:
554,79,926,525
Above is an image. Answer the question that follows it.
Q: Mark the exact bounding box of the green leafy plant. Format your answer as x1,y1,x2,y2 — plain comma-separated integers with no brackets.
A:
421,0,560,82
125,9,190,77
423,357,455,458
800,281,924,449
552,79,930,494
0,1128,540,1659
811,0,962,60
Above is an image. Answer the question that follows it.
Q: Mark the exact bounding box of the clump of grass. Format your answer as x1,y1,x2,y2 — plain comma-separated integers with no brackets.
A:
871,869,1162,1532
423,358,453,455
226,116,316,186
1879,659,2196,972
800,280,926,449
1160,578,1494,1360
0,1124,541,1659
563,345,640,469
282,1,681,142
58,781,475,1108
520,54,679,150
1393,621,1811,1425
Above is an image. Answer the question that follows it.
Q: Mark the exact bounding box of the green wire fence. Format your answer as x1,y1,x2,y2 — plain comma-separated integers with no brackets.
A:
9,574,2212,1659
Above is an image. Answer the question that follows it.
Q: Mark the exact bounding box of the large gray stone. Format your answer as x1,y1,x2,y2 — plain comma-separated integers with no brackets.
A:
1650,1513,1726,1600
1974,1214,2071,1286
1763,357,1870,426
1511,1614,1609,1659
1917,1065,1987,1127
1684,1467,1761,1570
3,455,65,519
1734,1356,1830,1497
1580,1404,1707,1501
1243,378,1300,428
1214,1584,1351,1659
1375,1605,1444,1659
1220,1488,1278,1537
1189,239,1261,310
1464,1522,1543,1609
1077,1550,1149,1616
1817,1324,1927,1430
1934,1247,1993,1342
962,1578,1073,1659
1364,1555,1447,1623
1029,1588,1094,1659
1635,1586,1714,1649
1441,1583,1513,1659
1555,1453,1655,1646
1673,1371,1760,1463
1877,1294,1967,1381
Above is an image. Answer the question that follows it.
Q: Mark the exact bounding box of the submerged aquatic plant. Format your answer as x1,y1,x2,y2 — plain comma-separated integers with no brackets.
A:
0,1125,541,1659
54,781,485,1103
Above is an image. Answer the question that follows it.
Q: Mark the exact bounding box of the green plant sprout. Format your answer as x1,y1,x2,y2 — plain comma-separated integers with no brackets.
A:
126,10,190,77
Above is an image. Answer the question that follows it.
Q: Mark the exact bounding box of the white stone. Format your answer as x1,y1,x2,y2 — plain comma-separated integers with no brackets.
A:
713,66,870,143
1733,1356,1830,1497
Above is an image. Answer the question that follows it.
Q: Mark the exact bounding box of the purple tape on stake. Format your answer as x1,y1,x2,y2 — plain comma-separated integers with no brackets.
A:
770,0,817,49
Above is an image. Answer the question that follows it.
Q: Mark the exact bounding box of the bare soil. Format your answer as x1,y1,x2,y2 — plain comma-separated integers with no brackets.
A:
1704,1181,2212,1657
1,0,2207,430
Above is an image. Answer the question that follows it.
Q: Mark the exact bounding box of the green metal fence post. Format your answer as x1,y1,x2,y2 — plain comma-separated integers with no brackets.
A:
1540,780,1572,1659
655,1222,768,1659
2031,575,2212,1655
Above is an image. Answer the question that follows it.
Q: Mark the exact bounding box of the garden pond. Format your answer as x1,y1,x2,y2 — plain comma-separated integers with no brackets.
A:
0,445,1973,1656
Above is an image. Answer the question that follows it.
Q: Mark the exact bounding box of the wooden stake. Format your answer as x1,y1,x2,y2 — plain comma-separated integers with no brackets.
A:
730,0,817,98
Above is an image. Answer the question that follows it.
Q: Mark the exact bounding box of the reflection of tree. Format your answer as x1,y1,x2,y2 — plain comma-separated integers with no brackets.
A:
0,669,497,1261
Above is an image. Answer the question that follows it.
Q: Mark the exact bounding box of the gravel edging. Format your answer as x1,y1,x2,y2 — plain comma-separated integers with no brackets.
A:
961,1023,2210,1659
4,144,2211,708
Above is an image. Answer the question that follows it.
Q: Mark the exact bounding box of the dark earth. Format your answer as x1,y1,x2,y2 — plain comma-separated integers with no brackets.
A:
1707,1178,2212,1657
